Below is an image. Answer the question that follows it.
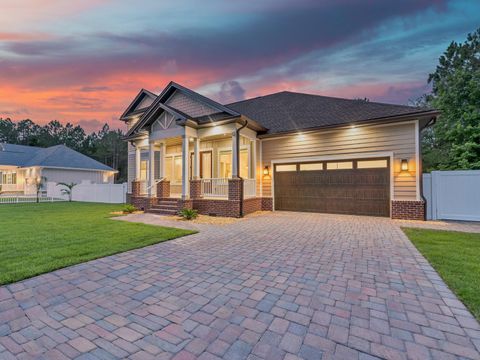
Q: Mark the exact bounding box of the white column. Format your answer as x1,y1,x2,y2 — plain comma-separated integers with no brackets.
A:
181,135,189,199
148,142,155,197
193,137,200,179
232,130,239,178
160,142,166,179
135,145,141,181
252,139,257,182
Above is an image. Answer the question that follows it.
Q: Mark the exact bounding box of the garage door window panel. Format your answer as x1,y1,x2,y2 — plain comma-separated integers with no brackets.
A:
326,161,353,170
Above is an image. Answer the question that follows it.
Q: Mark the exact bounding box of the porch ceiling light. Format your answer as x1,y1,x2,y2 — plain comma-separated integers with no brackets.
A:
401,159,409,172
263,166,269,176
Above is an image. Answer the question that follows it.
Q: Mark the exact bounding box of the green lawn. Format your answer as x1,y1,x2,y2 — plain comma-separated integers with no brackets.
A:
0,202,195,285
403,228,480,321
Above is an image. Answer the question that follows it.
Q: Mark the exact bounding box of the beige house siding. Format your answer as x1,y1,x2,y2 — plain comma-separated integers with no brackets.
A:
260,121,418,200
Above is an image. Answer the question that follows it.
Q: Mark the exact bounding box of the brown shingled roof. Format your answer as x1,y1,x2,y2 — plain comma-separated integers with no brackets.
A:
227,91,436,135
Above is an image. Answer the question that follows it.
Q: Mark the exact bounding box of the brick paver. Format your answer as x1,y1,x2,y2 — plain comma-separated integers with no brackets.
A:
1,212,479,359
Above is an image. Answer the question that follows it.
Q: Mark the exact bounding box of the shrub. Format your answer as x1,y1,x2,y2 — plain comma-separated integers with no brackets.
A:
178,208,198,220
122,204,138,214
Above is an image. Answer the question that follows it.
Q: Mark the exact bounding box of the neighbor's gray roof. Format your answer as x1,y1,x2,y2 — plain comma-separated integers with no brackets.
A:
227,91,436,134
0,144,115,171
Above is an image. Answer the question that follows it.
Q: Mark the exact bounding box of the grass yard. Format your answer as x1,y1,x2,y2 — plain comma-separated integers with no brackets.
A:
0,202,195,285
403,228,480,321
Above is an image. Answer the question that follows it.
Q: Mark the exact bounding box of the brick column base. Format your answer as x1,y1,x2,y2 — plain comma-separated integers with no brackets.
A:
190,180,202,199
156,180,170,199
391,200,425,220
131,180,141,197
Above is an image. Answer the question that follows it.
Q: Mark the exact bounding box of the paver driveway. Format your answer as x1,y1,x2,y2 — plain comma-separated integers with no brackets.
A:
1,212,479,360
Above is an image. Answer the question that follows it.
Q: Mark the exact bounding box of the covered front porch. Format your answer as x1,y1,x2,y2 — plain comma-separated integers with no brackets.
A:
129,122,265,217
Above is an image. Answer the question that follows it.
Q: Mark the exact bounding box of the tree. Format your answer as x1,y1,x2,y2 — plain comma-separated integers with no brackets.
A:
57,182,77,202
423,28,480,171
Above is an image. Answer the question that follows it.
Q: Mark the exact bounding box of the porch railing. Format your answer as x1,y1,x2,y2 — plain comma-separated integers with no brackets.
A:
201,178,229,198
243,179,256,198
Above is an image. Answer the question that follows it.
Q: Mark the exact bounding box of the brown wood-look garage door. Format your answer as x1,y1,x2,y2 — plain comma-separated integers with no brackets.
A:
274,158,390,217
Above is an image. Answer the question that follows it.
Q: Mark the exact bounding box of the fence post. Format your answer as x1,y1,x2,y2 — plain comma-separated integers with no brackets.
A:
431,171,438,220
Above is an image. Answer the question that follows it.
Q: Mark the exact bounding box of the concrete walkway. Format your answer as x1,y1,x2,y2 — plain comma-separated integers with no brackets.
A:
0,212,479,359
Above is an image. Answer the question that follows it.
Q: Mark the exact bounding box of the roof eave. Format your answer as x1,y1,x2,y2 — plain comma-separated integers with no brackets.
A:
257,110,440,138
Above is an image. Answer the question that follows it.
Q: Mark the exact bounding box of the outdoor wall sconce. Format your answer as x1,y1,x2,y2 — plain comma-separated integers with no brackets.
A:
401,159,409,172
263,166,270,176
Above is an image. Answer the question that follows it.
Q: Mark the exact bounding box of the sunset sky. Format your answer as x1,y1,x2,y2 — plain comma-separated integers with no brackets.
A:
0,0,478,132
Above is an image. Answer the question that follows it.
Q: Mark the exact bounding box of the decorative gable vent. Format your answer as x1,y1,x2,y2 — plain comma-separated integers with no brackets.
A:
152,112,176,132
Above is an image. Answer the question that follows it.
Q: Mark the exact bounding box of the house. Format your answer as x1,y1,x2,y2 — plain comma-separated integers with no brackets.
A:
121,81,439,220
0,143,117,195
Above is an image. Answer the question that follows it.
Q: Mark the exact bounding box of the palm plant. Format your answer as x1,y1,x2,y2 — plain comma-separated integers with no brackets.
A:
57,182,77,202
34,176,47,203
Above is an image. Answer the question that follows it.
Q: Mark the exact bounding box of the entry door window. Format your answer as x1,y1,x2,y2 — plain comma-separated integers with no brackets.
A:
219,149,249,178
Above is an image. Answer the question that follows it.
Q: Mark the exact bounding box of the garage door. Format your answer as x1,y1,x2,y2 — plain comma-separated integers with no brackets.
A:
274,158,390,217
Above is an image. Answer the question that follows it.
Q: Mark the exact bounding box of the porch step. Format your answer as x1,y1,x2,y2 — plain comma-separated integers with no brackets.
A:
146,199,180,216
153,203,178,210
147,208,178,216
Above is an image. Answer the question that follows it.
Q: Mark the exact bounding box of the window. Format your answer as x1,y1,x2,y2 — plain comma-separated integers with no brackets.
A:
1,171,17,184
164,155,183,183
276,164,297,172
300,163,323,171
201,151,212,178
326,161,353,170
219,149,249,178
140,160,148,180
174,156,182,182
357,160,388,169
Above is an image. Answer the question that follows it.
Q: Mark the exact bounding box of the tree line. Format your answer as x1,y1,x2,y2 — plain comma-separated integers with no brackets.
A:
0,119,127,182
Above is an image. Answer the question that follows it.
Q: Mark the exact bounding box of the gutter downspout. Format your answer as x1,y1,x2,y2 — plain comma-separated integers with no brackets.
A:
418,116,437,220
235,119,248,217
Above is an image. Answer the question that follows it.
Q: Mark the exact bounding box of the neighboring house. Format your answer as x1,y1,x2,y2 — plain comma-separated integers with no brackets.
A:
121,81,439,220
0,143,117,195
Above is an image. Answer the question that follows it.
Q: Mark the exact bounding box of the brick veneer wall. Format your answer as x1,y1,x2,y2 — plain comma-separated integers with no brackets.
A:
391,200,425,220
130,196,157,211
193,199,241,217
156,180,170,199
129,180,157,211
243,198,262,215
261,198,273,211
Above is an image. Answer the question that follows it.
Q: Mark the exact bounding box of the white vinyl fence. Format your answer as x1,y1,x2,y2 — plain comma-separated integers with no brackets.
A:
47,181,127,204
423,170,480,221
0,196,64,204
